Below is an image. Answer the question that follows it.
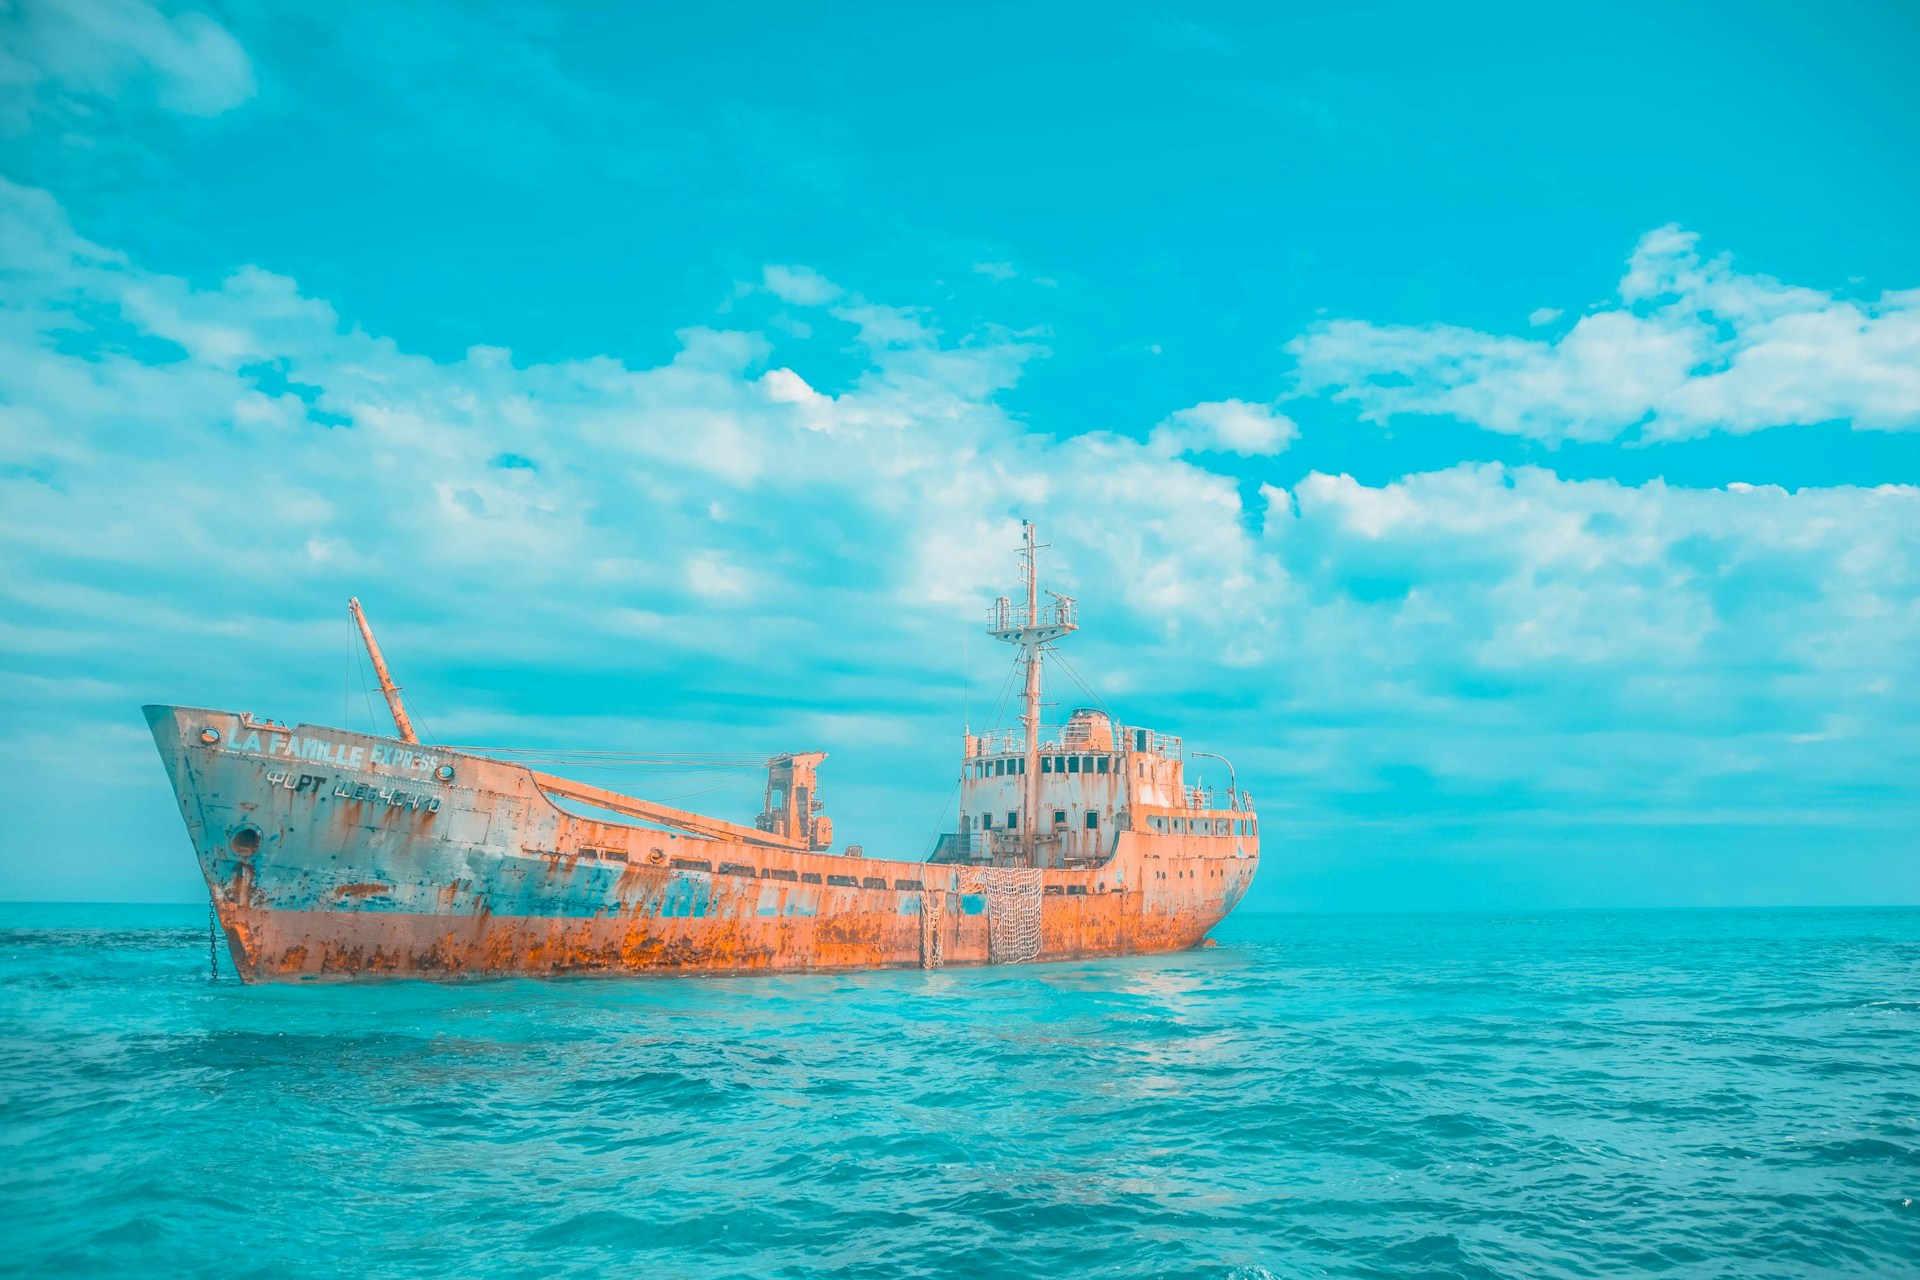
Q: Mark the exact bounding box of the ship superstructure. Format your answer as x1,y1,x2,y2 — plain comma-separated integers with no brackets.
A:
146,526,1260,981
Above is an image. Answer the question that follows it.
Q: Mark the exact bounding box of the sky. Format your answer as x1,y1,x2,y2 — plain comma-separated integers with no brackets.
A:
1,0,1917,910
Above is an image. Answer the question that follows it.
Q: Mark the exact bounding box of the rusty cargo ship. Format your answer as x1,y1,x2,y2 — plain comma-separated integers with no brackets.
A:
146,525,1260,981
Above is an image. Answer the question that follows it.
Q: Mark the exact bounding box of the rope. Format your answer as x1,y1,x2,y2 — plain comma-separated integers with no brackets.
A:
1052,648,1118,729
921,776,962,859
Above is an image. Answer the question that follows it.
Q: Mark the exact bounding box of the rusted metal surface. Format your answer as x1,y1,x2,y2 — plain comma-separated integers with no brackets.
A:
145,704,1260,983
151,533,1257,983
347,597,417,745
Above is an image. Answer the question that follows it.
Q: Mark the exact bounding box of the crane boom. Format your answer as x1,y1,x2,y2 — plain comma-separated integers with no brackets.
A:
528,770,806,850
349,597,417,744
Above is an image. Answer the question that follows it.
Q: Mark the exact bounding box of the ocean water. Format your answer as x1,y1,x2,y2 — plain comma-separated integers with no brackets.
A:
1,906,1915,1279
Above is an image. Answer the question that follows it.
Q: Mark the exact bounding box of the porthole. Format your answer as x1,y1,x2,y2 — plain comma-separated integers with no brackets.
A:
199,727,221,745
435,764,456,782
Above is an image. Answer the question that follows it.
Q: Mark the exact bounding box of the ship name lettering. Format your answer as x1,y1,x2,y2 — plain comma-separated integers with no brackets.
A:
260,769,441,812
228,731,438,773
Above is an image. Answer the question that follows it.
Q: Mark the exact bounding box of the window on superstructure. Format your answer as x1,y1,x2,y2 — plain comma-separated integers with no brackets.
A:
1065,757,1077,774
1007,811,1018,828
1085,812,1099,830
1098,757,1109,774
1052,809,1067,827
982,813,992,829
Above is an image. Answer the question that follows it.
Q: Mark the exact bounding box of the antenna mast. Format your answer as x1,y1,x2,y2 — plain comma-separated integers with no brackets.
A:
986,521,1076,865
348,597,419,744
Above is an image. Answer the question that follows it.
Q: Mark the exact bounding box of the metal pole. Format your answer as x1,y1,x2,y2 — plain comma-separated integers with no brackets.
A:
348,597,419,744
1190,750,1236,809
1020,522,1041,865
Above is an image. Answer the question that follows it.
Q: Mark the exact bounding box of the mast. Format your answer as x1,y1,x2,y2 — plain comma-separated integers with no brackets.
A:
986,521,1076,866
1019,523,1042,862
348,597,418,744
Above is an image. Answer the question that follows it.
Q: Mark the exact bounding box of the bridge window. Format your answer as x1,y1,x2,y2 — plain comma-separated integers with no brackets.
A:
1097,757,1109,774
1085,811,1099,830
801,871,823,884
894,879,924,891
1067,757,1079,773
826,874,859,887
861,877,888,890
1041,756,1053,773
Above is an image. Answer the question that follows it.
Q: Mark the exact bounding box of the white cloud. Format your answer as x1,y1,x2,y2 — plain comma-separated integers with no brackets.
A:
1527,306,1561,326
1152,399,1297,456
1,180,1916,903
0,0,256,125
1290,225,1920,442
971,261,1016,282
761,263,842,307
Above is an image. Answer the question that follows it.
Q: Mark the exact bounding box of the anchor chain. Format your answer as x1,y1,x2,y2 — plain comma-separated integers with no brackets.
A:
207,898,218,980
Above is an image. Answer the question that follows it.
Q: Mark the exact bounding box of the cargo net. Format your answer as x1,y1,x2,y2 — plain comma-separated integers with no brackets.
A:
920,890,945,969
968,867,1044,964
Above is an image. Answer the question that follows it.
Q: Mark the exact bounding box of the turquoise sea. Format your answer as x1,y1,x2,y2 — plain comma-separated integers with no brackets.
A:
1,904,1914,1279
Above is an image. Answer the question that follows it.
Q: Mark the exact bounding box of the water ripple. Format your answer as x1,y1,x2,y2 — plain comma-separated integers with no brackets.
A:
0,905,1916,1278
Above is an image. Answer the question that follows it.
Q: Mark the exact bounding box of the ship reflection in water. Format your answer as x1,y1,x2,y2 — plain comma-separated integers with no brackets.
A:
146,523,1259,981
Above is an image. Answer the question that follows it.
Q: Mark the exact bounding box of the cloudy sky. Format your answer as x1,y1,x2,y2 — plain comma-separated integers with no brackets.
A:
2,0,1916,908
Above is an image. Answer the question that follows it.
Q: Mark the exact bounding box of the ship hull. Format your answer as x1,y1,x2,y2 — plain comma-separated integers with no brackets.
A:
146,705,1259,982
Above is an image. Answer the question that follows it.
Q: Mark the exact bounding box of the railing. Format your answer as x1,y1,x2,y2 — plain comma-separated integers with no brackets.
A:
987,596,1078,633
1175,786,1255,813
969,724,1184,759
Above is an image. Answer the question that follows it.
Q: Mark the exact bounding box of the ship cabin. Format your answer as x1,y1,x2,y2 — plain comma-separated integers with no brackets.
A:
932,708,1256,870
